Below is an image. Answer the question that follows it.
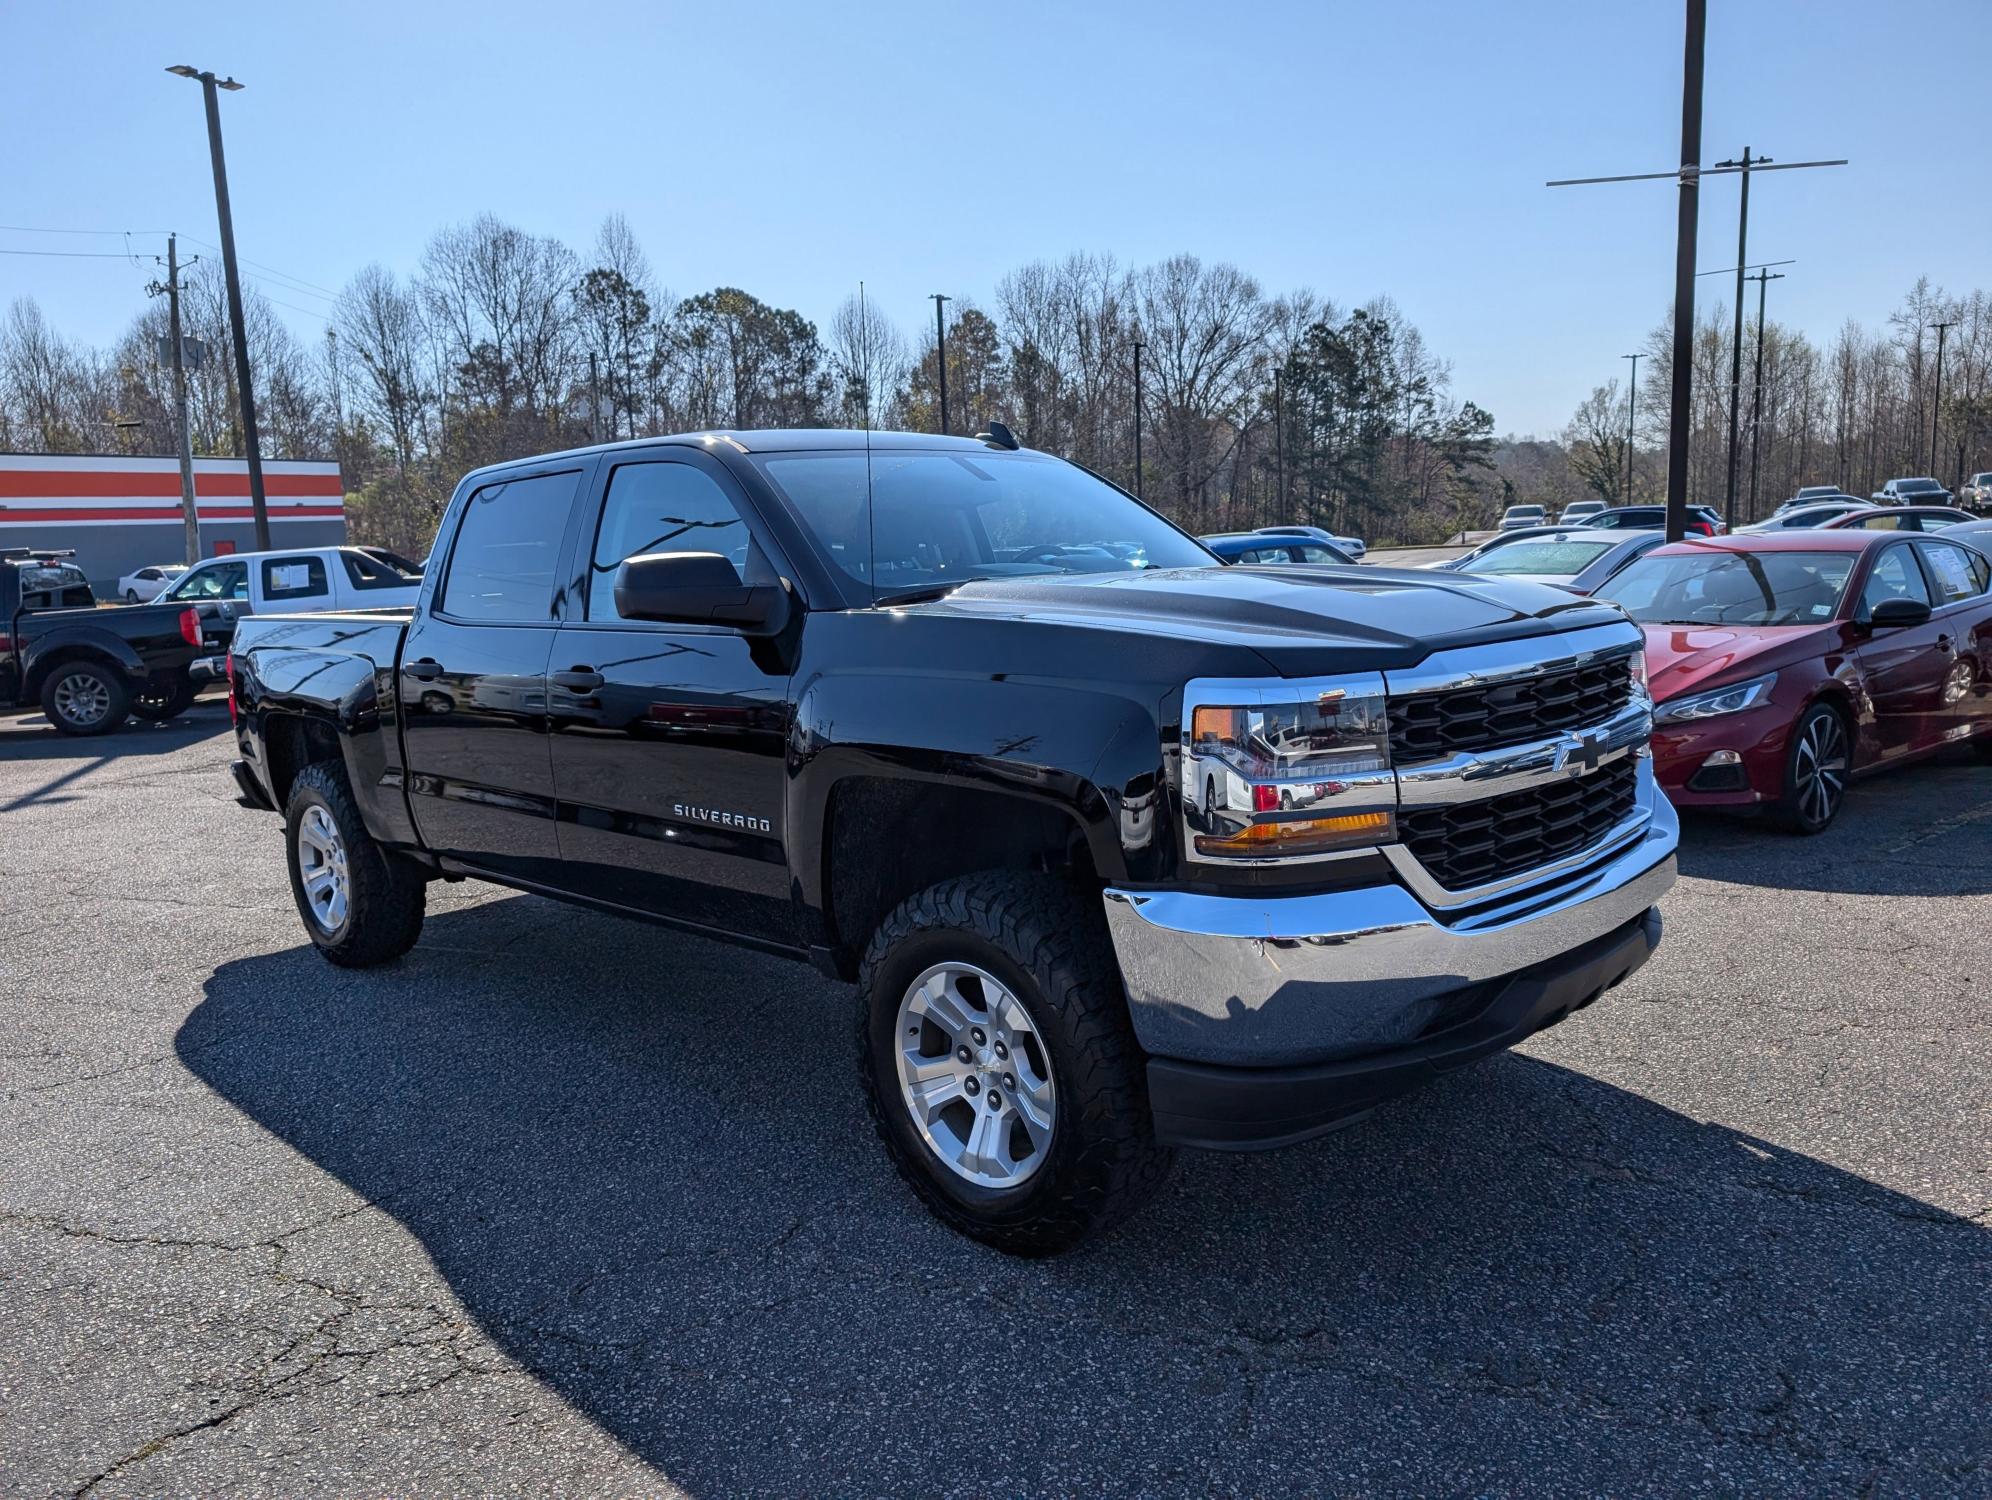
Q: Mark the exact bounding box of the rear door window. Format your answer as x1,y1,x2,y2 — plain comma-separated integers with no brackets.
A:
261,555,329,602
439,470,582,622
1917,541,1988,604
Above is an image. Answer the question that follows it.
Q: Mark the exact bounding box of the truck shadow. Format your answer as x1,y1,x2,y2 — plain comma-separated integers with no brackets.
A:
177,898,1986,1492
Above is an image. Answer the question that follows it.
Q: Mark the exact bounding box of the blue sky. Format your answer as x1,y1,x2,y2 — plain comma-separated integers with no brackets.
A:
5,0,1987,437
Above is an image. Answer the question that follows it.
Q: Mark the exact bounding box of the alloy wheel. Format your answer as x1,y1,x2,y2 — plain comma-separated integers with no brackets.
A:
295,804,351,932
52,672,112,728
1793,712,1848,827
894,962,1056,1188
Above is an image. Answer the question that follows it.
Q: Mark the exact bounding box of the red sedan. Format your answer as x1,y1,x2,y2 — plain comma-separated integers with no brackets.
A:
1593,530,1992,832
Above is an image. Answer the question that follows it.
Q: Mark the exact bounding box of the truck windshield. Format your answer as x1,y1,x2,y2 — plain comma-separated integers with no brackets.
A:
1596,550,1854,626
747,448,1215,599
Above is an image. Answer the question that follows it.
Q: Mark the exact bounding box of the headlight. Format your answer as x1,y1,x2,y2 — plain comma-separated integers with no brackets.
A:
1654,671,1778,724
1182,675,1396,861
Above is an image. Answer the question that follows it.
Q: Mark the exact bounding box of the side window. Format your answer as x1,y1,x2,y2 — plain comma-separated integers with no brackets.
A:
1237,547,1294,565
439,470,580,622
261,555,328,600
587,461,752,624
1918,542,1986,604
341,550,420,590
1859,545,1933,616
1856,514,1904,530
1294,545,1343,563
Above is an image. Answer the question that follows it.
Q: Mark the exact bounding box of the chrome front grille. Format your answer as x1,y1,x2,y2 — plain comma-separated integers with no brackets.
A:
1389,653,1637,763
1398,756,1639,892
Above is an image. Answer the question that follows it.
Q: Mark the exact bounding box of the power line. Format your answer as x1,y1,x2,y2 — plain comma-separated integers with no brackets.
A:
0,224,172,236
181,235,341,299
0,247,154,258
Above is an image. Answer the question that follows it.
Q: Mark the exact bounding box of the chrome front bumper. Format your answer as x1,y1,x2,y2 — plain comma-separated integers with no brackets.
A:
1103,761,1679,1068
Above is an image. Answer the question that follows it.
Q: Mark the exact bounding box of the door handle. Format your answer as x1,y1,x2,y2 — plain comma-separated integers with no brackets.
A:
403,658,443,682
551,668,605,692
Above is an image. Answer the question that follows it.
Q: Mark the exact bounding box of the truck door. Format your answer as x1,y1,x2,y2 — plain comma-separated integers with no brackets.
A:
547,452,795,943
400,464,588,885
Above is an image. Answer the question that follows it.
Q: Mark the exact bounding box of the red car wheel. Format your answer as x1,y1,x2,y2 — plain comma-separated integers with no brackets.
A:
1770,703,1850,834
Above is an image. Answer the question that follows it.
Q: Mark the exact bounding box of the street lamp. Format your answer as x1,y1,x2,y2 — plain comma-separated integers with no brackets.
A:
167,63,269,550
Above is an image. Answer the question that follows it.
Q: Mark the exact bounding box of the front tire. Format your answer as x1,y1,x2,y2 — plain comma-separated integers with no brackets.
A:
285,761,426,966
124,589,140,604
1770,702,1850,834
40,662,130,736
858,872,1174,1255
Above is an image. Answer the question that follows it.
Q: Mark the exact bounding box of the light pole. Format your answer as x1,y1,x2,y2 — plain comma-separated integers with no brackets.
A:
1621,352,1641,502
167,64,270,551
1929,319,1958,477
1745,267,1785,519
929,293,951,435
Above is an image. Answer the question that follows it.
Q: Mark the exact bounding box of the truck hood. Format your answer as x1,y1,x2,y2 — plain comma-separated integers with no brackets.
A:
1641,621,1833,702
903,566,1628,675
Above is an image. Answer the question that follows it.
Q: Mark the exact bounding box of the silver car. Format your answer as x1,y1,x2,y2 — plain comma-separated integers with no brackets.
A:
1444,528,1668,594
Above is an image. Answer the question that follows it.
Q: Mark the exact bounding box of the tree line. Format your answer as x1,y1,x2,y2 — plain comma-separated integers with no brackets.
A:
1555,277,1992,523
2,211,1986,555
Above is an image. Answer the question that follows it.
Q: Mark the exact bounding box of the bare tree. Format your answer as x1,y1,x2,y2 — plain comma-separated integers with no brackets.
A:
829,293,907,428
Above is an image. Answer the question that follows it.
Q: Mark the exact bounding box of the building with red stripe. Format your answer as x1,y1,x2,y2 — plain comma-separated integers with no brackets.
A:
0,454,345,590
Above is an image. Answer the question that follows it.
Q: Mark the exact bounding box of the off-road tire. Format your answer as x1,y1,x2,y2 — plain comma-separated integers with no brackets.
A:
285,760,426,967
39,661,130,737
130,675,196,722
858,871,1175,1255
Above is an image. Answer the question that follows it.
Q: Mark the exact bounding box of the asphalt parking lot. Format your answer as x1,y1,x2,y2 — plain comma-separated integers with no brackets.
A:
2,701,1987,1497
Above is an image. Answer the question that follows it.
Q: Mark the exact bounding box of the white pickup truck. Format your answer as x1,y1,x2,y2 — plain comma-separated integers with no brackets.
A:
158,545,424,682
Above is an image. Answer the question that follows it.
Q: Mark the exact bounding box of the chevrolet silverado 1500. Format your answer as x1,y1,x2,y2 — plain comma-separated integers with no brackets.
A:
227,429,1678,1252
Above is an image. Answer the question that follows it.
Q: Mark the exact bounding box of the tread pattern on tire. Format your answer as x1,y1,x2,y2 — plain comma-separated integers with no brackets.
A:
286,760,427,967
857,870,1174,1255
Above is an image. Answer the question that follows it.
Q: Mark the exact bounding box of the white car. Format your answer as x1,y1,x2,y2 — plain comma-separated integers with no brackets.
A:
117,564,187,603
1557,500,1606,525
1249,524,1366,560
1499,504,1549,531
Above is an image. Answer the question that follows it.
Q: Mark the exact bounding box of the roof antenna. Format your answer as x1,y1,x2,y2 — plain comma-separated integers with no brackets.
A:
976,420,1020,451
860,280,877,606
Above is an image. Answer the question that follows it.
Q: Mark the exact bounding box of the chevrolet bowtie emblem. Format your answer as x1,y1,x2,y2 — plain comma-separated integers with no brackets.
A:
1561,731,1605,774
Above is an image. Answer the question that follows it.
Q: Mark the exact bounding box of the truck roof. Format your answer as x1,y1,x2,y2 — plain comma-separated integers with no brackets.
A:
456,429,1030,485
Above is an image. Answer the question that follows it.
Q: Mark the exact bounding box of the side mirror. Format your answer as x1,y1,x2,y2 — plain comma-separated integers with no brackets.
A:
1868,596,1932,630
612,552,792,636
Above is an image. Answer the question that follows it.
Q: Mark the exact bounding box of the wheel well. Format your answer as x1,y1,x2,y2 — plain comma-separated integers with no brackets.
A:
26,645,127,699
262,712,344,810
822,778,1098,980
1808,684,1857,734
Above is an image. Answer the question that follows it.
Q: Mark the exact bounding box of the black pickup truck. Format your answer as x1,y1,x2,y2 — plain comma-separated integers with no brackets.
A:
227,429,1678,1252
1,550,208,734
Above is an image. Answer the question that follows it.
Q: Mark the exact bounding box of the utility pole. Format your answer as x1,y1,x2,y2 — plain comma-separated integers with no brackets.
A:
1131,338,1145,500
1621,352,1641,502
1661,0,1708,545
929,293,951,435
1929,319,1958,477
588,350,602,441
147,234,203,566
1744,268,1792,521
1714,147,1759,533
168,65,270,550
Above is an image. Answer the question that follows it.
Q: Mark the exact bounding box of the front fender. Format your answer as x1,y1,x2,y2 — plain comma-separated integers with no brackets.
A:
787,669,1166,917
